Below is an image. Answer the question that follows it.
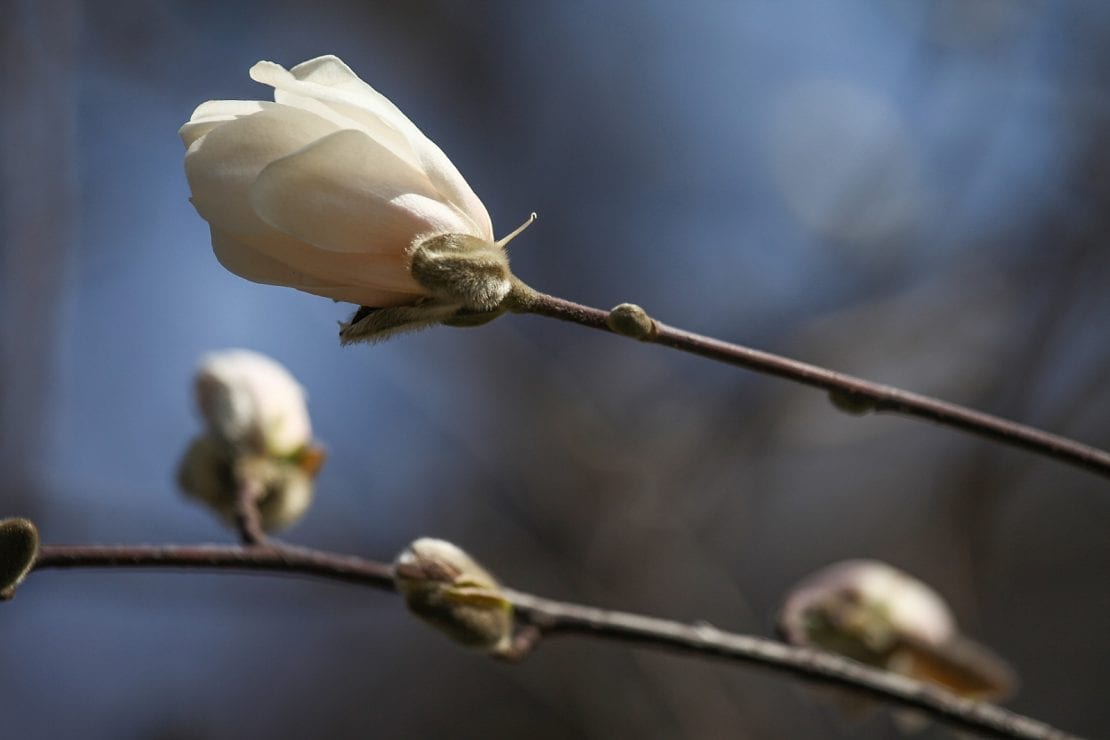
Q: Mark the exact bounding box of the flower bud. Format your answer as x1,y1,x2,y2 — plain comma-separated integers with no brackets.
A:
778,560,1015,701
177,436,320,533
828,389,876,416
0,517,39,601
194,349,312,458
607,303,656,340
181,350,324,533
393,538,513,654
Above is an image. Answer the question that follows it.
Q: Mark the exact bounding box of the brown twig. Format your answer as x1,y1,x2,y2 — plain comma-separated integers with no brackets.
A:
504,590,1077,740
232,476,268,547
504,283,1110,480
33,543,395,588
29,542,1078,740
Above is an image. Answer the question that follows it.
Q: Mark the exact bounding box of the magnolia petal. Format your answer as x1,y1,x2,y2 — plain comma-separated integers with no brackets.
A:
251,57,493,240
262,88,411,161
185,107,425,295
411,139,494,242
249,128,476,257
187,99,269,124
210,227,334,286
251,58,415,160
185,103,339,236
212,230,424,306
285,57,493,240
180,100,269,148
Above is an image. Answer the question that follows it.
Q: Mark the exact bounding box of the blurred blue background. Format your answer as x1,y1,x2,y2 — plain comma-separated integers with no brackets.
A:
2,1,1109,737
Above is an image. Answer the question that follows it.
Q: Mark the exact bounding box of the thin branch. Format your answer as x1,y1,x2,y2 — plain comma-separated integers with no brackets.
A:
29,542,1078,740
232,476,268,547
34,543,395,589
504,284,1110,480
504,590,1077,740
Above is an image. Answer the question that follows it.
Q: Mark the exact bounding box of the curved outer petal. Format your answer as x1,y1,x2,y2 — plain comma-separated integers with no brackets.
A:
210,230,420,307
249,128,478,259
184,104,426,300
250,56,494,241
180,100,267,148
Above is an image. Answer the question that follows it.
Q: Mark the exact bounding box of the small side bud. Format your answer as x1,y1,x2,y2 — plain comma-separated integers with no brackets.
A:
409,234,512,312
393,538,513,654
828,389,876,416
607,303,656,340
0,517,40,601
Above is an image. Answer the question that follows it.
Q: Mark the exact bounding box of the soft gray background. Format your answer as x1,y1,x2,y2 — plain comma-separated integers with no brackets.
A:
2,1,1109,738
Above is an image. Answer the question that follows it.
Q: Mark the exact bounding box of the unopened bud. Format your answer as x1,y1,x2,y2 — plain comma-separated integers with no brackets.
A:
607,303,656,340
0,517,39,600
393,538,513,654
779,560,1015,701
828,389,876,416
194,349,312,458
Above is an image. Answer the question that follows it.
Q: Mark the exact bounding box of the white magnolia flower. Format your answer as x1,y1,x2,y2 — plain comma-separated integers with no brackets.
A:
193,348,311,457
180,55,505,311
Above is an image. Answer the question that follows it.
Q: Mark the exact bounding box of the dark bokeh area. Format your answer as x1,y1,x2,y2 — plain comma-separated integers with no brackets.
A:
3,1,1109,737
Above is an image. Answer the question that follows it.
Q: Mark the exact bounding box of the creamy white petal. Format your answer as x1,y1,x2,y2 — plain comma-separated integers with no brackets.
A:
409,136,494,242
195,349,311,457
210,228,341,287
185,103,339,235
180,100,270,148
249,128,479,258
253,58,412,138
250,60,414,164
251,57,493,240
211,230,421,307
188,99,269,123
185,107,427,296
213,229,425,306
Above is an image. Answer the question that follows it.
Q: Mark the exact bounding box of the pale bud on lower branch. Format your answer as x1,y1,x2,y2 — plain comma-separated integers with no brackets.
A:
778,560,1016,705
0,517,39,600
393,538,514,655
